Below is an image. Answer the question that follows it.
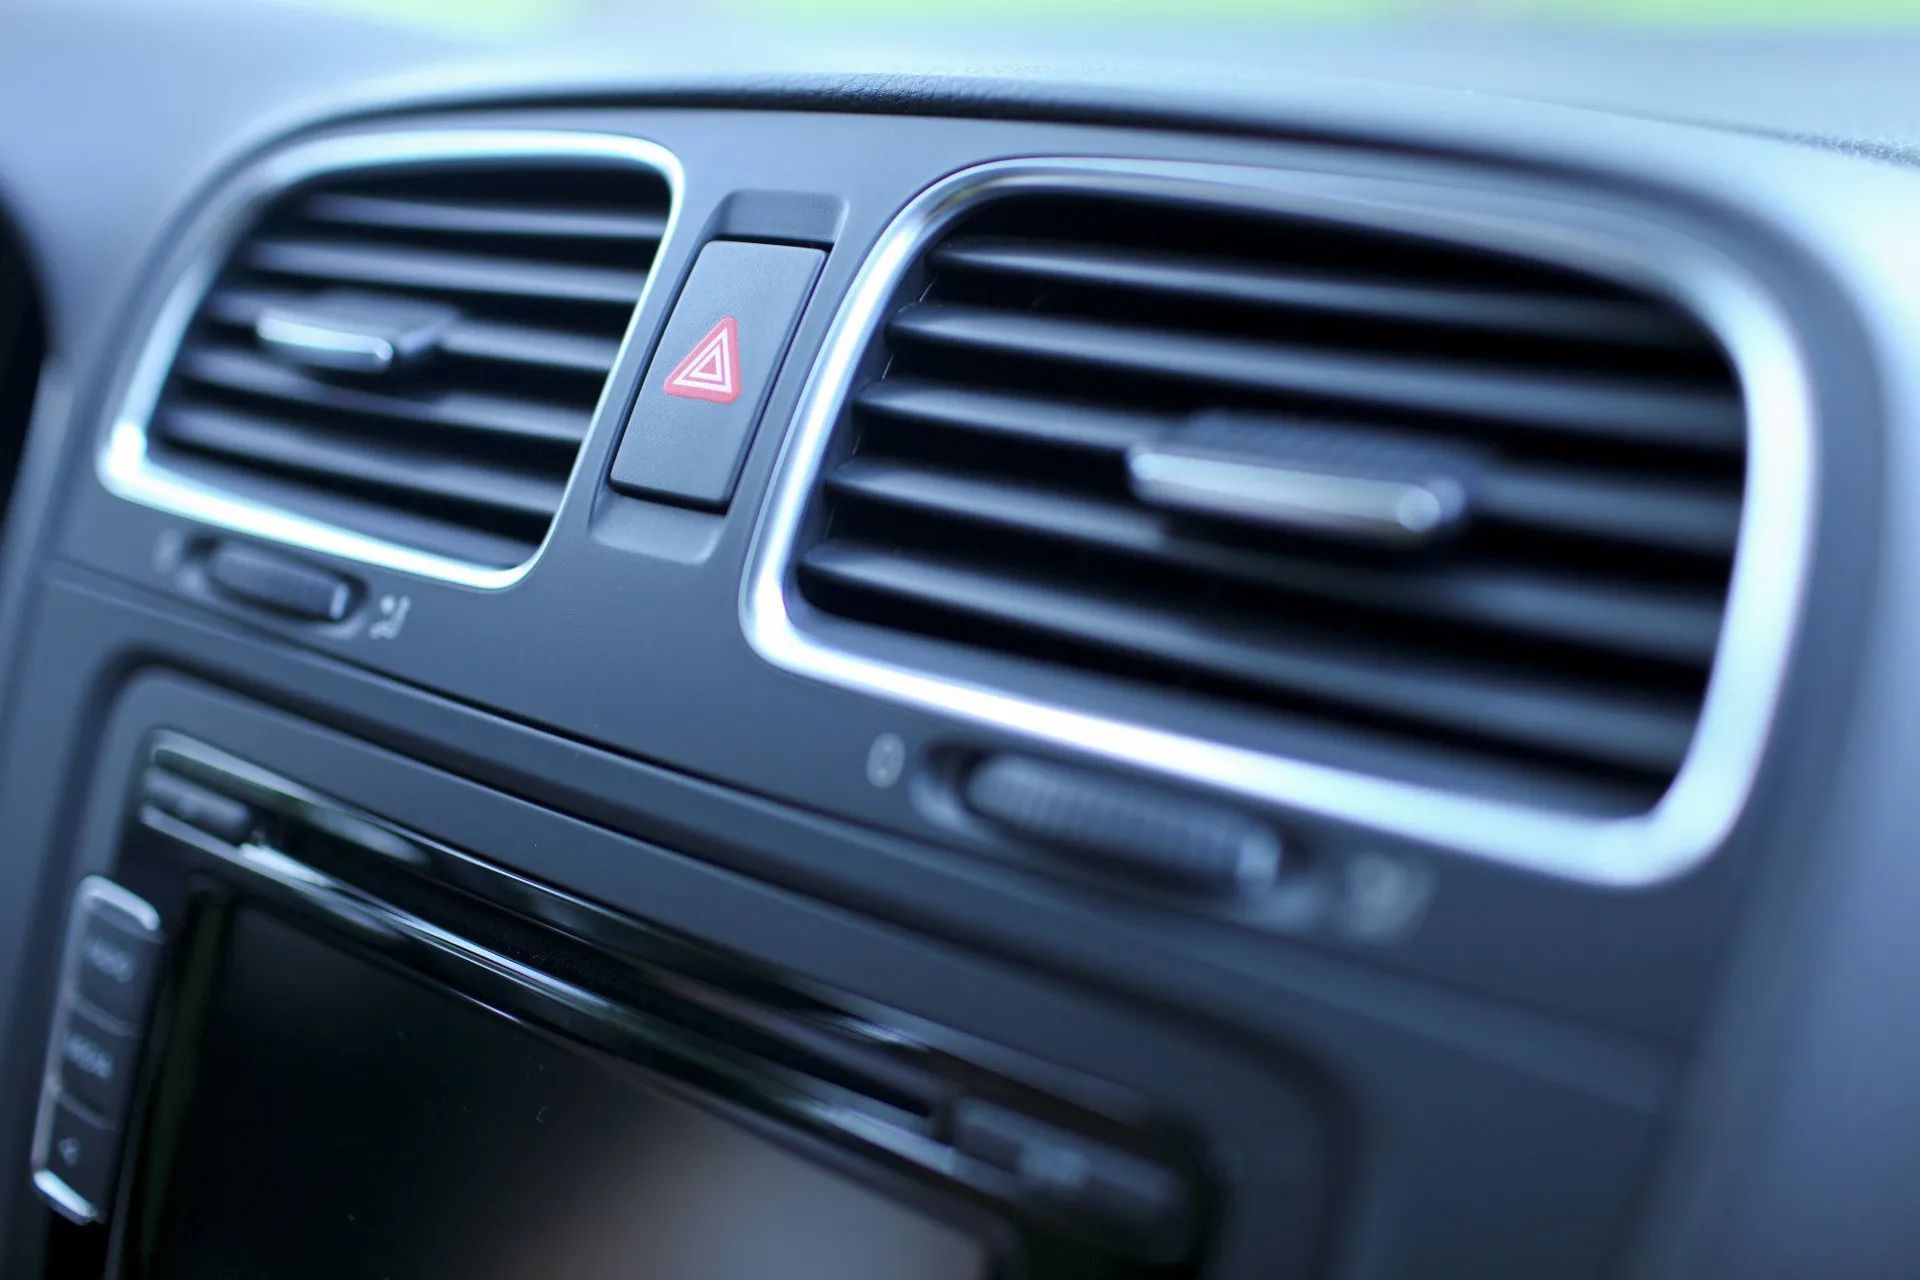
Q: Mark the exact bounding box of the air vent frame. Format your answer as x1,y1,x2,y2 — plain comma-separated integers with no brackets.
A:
97,128,684,589
743,157,1815,886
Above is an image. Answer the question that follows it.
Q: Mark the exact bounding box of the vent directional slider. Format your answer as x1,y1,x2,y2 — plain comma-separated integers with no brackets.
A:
1126,415,1478,549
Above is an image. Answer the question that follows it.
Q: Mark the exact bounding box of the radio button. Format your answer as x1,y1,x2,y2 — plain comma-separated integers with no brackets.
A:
72,913,160,1026
56,1006,139,1120
40,1098,116,1221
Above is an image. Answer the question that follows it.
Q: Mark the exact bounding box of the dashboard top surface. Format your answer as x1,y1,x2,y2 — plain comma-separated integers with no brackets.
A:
17,0,1920,178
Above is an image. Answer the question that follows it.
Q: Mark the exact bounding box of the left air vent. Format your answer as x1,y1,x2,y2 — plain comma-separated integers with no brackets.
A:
105,133,677,582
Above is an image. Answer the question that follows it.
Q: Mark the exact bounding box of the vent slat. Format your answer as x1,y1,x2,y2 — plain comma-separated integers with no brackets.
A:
176,347,589,447
204,288,620,378
934,237,1702,347
854,380,1738,560
245,238,650,306
300,192,667,243
802,541,1696,779
155,452,540,570
827,459,1722,667
1482,464,1740,557
857,381,1164,453
890,304,1743,452
438,319,623,376
159,403,567,521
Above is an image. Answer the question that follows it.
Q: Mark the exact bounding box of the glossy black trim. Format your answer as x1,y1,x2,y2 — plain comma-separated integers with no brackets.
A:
106,732,1218,1276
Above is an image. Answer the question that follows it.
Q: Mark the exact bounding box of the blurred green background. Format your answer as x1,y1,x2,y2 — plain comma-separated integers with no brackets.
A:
293,0,1920,37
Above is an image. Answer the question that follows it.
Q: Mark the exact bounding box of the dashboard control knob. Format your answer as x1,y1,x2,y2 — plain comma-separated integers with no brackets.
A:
965,754,1281,893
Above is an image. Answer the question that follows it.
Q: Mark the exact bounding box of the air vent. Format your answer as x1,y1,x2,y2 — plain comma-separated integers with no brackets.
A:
108,133,675,581
752,161,1796,875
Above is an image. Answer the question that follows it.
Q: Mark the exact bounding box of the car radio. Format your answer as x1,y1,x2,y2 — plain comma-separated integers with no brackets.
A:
24,732,1275,1280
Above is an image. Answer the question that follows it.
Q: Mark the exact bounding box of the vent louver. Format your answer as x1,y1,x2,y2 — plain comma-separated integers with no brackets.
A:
787,182,1753,819
127,138,672,576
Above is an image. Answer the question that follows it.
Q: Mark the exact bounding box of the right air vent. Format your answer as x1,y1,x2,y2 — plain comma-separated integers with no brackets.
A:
757,162,1797,880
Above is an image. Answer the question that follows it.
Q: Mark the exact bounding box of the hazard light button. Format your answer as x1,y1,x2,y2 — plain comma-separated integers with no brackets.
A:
609,240,824,509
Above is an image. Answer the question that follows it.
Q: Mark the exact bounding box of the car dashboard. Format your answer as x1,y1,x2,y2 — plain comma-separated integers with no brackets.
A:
3,4,1920,1278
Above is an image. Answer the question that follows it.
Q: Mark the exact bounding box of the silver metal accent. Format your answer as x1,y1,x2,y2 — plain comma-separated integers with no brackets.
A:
742,157,1816,887
97,130,685,590
1126,446,1466,546
29,877,164,1225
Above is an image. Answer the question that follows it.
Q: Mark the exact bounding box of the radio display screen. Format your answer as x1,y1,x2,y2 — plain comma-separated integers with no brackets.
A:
135,910,990,1280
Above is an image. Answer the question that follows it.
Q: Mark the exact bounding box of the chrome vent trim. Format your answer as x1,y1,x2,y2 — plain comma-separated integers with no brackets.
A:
98,129,684,590
743,157,1815,886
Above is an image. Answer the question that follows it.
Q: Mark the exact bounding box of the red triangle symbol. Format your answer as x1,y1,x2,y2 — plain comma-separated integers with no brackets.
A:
662,316,741,404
